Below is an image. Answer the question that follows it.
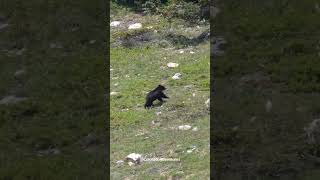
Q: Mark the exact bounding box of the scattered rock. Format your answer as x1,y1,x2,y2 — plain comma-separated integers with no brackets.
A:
205,98,210,108
187,145,197,153
128,162,135,166
172,73,181,80
265,100,272,113
0,95,28,105
167,62,179,68
116,160,124,167
249,116,257,123
178,125,192,130
128,23,142,30
89,40,96,44
110,92,119,96
14,69,26,78
232,126,239,131
0,23,9,30
125,153,142,165
110,21,121,27
305,119,320,144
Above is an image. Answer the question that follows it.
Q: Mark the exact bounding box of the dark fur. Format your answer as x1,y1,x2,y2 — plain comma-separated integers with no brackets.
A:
144,85,169,109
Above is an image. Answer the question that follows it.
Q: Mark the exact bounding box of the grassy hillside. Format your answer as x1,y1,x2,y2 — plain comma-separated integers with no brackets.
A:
110,2,210,179
213,0,320,179
0,1,106,179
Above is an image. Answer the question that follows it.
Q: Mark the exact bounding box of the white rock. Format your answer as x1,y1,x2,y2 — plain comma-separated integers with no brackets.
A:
192,127,198,131
178,125,192,130
0,23,9,30
14,69,26,77
128,162,135,166
167,62,179,68
146,26,153,29
205,98,210,107
128,23,142,30
179,50,184,54
265,100,272,112
190,51,195,54
110,21,121,27
156,112,161,116
192,93,196,97
187,145,197,153
116,160,124,166
172,73,181,80
0,95,28,105
126,153,142,164
114,83,119,86
110,92,119,96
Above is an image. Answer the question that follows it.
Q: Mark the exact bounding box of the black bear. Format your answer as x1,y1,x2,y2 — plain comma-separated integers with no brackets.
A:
144,85,169,109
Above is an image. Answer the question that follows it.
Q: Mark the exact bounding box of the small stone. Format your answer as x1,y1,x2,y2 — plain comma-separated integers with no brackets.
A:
167,62,179,68
192,127,198,131
249,116,257,123
14,69,26,78
156,112,161,116
172,73,181,80
89,40,96,44
128,162,135,166
0,95,28,105
110,21,121,27
190,51,195,54
232,126,239,131
128,23,142,30
265,100,272,113
116,160,124,166
178,125,192,130
179,50,184,54
192,93,196,97
205,98,210,107
110,92,119,96
0,23,9,30
126,153,142,164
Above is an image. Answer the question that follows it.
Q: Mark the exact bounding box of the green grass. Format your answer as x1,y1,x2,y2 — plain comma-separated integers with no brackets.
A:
213,0,320,179
110,4,210,179
0,0,106,179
